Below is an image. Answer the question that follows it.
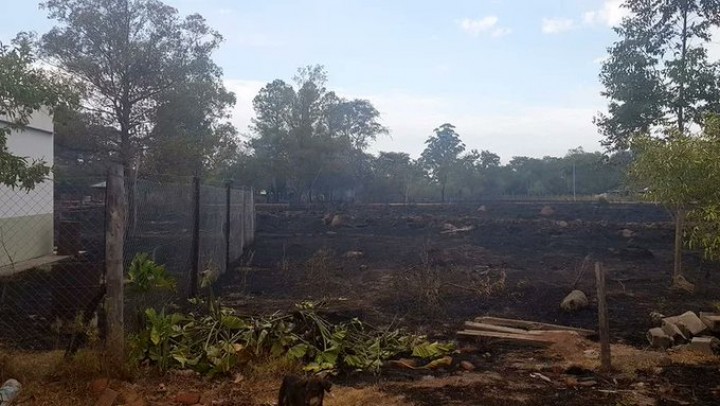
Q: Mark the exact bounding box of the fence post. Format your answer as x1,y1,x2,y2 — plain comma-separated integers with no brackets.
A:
105,164,126,362
225,180,232,273
595,261,611,371
190,176,200,297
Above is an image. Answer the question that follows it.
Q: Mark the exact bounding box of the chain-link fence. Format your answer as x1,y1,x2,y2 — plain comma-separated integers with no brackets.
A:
0,175,254,351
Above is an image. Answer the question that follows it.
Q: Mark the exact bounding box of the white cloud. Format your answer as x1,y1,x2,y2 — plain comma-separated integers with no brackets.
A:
709,26,720,62
223,79,266,135
358,91,603,161
583,0,629,27
458,16,511,38
222,80,603,161
541,18,576,34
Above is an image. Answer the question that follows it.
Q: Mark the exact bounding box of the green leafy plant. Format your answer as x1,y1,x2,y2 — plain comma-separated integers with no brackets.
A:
127,253,176,293
130,300,454,377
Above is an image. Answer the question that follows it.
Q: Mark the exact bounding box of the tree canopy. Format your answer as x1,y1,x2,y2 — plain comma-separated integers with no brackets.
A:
0,33,76,190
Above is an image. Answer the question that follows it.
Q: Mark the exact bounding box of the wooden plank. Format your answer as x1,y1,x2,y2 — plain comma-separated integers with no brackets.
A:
595,262,611,371
457,330,557,345
464,321,534,335
474,316,595,336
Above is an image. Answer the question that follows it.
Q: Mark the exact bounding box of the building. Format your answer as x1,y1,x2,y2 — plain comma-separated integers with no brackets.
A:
0,109,55,273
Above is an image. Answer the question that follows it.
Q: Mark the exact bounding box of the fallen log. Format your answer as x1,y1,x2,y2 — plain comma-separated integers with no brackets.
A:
473,316,595,336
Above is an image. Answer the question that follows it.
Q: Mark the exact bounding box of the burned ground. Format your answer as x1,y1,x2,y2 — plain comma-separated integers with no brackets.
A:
214,200,720,405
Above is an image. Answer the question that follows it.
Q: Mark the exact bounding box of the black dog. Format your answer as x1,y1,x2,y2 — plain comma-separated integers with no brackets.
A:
278,375,332,406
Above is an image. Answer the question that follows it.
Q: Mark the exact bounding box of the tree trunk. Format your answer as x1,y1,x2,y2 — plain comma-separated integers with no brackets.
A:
673,207,685,279
441,182,446,203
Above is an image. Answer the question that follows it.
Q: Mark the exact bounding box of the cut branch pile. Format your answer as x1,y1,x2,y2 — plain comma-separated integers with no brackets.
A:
457,316,595,346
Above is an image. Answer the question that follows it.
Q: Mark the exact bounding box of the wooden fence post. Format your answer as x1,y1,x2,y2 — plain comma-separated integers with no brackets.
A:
595,261,611,371
190,176,200,297
225,180,232,273
105,164,126,362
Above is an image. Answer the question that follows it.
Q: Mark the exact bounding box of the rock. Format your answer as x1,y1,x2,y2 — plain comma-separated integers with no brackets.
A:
560,290,589,312
688,336,720,355
325,231,337,236
477,205,487,212
89,378,110,396
385,358,418,369
556,220,569,228
700,312,720,332
540,206,555,217
422,356,453,370
342,251,364,259
175,392,202,405
650,311,666,324
620,229,635,238
460,361,476,371
647,327,673,349
663,311,706,337
661,319,687,343
330,215,345,227
323,213,334,225
670,275,695,294
94,388,119,406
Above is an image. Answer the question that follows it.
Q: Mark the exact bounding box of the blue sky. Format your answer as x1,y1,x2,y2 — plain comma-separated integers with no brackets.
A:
1,0,651,160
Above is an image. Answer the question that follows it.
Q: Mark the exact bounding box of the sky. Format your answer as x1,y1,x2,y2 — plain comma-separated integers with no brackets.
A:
4,0,714,161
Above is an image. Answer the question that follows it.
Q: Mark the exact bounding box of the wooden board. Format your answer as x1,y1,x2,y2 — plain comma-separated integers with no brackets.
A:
457,330,558,346
474,316,595,336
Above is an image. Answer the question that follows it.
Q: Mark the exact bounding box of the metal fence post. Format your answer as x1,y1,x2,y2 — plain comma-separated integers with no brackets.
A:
190,176,200,297
105,164,126,362
225,180,232,273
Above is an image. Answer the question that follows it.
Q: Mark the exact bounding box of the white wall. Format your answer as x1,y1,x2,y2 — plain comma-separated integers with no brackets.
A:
0,110,54,218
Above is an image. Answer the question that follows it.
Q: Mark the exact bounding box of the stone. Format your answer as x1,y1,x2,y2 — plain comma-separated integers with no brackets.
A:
699,312,720,332
556,220,569,228
477,205,487,212
661,319,688,343
330,215,345,227
460,361,476,371
650,311,665,324
94,388,119,406
175,392,202,405
342,251,364,258
670,275,695,294
688,336,720,355
663,311,707,338
540,206,555,217
560,290,589,312
620,229,635,238
89,378,110,396
647,327,673,349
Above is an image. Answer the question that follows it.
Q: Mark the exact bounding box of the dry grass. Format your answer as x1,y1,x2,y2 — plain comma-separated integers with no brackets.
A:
325,386,411,406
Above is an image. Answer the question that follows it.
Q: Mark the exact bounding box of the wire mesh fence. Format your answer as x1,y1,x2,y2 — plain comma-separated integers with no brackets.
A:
0,174,254,351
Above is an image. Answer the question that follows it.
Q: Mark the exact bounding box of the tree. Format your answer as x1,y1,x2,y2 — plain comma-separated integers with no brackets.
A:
41,0,224,181
0,33,76,189
596,0,720,149
629,128,719,290
420,123,465,202
249,65,386,202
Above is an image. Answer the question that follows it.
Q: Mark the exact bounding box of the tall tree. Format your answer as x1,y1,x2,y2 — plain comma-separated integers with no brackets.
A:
596,0,720,149
40,0,224,180
0,33,76,189
420,123,465,202
250,65,386,202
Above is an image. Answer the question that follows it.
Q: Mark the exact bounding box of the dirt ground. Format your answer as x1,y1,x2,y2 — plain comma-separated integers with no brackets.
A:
8,200,720,405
